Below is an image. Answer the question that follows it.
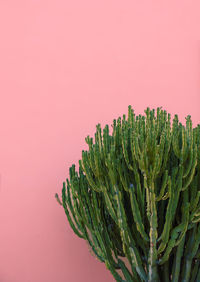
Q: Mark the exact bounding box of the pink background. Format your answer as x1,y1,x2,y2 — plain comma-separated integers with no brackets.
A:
0,1,200,282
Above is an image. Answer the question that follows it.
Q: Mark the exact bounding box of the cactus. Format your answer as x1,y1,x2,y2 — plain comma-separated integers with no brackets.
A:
55,106,200,282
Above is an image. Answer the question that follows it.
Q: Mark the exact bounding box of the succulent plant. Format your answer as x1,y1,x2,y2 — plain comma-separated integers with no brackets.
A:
55,106,200,282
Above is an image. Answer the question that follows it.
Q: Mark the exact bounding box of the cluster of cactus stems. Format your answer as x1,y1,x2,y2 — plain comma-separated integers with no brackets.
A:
55,106,200,282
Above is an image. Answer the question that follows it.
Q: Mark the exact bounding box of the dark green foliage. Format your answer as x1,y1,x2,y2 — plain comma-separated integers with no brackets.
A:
55,106,200,281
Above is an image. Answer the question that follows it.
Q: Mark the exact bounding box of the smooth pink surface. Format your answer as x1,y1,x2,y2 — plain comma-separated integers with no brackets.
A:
0,1,200,282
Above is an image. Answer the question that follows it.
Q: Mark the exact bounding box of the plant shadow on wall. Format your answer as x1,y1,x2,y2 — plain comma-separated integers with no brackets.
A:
55,105,200,282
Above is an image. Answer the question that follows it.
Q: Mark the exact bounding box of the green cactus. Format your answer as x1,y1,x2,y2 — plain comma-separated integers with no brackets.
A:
55,106,200,282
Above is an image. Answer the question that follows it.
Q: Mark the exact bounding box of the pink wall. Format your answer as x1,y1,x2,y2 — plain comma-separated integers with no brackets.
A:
0,1,200,282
